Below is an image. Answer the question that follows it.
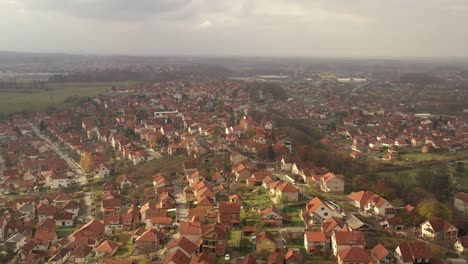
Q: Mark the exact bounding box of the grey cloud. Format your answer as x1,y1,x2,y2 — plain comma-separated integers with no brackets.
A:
1,0,468,56
23,0,192,21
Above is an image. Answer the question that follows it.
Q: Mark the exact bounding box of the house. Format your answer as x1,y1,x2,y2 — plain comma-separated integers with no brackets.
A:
179,221,203,242
256,230,276,253
34,228,57,250
371,243,394,264
48,248,72,264
304,231,327,254
331,231,365,256
101,197,122,216
62,201,80,218
153,173,168,189
71,245,93,263
301,197,333,227
0,217,10,241
95,163,110,179
420,217,458,242
280,157,295,172
117,175,133,189
233,163,252,182
321,217,343,237
394,242,431,264
261,206,291,227
211,172,226,184
37,203,56,222
167,236,199,257
229,194,242,204
337,247,372,264
201,223,228,256
150,216,173,230
69,219,105,244
319,172,345,193
50,174,71,189
454,236,468,255
131,151,146,165
5,232,27,252
189,252,214,264
54,193,73,208
54,210,74,227
218,202,241,227
348,191,393,216
105,260,134,264
162,249,191,264
275,182,299,203
183,161,198,174
197,197,214,213
268,252,284,264
135,228,166,251
454,192,468,215
95,240,121,257
104,214,127,235
284,249,302,264
237,255,257,264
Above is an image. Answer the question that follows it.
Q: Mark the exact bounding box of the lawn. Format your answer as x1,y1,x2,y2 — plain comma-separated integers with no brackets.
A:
0,82,118,114
242,188,273,209
227,230,242,248
115,240,135,259
56,226,76,238
456,174,468,189
240,210,261,226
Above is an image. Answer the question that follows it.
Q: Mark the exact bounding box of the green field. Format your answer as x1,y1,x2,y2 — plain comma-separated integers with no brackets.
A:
0,82,121,114
398,152,454,162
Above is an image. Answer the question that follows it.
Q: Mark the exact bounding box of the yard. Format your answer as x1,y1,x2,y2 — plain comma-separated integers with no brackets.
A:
227,230,242,249
56,226,76,239
242,187,273,209
114,239,136,259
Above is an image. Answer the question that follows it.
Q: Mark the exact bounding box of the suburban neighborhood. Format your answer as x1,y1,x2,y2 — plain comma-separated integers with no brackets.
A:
0,77,467,264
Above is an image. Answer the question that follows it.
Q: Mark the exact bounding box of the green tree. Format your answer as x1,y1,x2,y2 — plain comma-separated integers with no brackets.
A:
39,121,46,131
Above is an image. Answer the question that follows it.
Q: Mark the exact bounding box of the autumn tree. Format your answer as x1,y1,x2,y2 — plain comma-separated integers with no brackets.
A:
417,199,453,222
79,152,94,173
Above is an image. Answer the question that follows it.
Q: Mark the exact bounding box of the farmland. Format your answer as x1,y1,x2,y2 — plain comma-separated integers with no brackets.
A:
0,82,124,114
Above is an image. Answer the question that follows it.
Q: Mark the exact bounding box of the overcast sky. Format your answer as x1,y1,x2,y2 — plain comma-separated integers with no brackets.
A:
1,0,468,57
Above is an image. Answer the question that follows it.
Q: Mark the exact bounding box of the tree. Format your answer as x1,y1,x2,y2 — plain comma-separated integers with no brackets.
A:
79,152,95,173
39,121,46,131
416,166,451,201
417,199,453,221
455,162,465,175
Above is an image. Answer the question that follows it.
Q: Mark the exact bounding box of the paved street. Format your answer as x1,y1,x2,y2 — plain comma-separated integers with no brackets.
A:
0,152,5,172
27,121,85,182
172,181,188,222
83,191,95,222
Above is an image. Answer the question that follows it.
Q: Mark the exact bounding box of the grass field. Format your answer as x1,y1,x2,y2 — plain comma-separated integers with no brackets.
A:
398,152,452,162
0,82,123,114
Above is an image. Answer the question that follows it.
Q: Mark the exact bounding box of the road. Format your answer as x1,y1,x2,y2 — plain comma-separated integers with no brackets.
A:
27,121,85,183
0,151,5,172
172,180,188,222
83,191,95,222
